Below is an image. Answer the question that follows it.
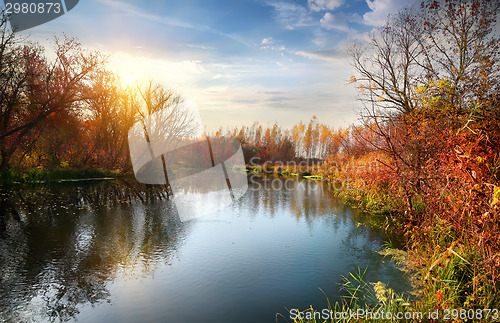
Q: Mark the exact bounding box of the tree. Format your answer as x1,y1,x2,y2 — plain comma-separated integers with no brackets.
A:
351,0,499,116
349,0,500,213
0,14,106,170
416,0,500,105
134,80,197,153
80,71,133,168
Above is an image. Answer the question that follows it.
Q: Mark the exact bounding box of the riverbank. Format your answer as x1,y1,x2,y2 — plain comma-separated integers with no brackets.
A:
247,164,499,322
0,167,121,184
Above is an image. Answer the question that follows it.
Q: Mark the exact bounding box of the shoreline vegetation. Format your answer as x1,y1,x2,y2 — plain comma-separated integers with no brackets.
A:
0,167,120,184
249,161,499,322
1,0,499,321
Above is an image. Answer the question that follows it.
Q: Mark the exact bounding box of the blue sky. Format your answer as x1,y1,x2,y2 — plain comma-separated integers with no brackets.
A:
20,0,414,131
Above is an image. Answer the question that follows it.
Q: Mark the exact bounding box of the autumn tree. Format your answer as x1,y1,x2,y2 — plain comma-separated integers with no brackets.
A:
349,0,500,212
79,71,138,169
0,14,106,170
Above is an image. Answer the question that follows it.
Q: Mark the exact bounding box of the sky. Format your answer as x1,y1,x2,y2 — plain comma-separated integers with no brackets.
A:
18,0,415,131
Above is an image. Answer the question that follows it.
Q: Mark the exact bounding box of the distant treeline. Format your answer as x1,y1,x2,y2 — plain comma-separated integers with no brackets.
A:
211,117,347,164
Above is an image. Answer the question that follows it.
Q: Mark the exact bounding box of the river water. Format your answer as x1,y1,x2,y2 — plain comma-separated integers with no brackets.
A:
0,175,410,322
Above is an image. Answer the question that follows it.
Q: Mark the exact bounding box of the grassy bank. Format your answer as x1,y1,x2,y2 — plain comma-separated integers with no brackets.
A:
246,163,404,216
247,164,499,321
0,167,121,184
287,224,499,322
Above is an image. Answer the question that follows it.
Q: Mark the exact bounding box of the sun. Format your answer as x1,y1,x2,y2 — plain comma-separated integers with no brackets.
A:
108,53,142,87
118,70,139,87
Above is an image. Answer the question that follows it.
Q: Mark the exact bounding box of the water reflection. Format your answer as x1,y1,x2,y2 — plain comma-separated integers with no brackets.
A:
0,176,409,323
0,178,186,322
247,175,390,240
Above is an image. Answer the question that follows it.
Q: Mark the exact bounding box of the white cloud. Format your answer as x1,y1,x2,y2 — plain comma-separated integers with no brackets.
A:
260,37,274,46
363,0,413,26
348,13,364,24
266,1,313,30
25,0,362,133
320,12,349,31
95,0,253,46
260,37,286,52
276,61,288,70
199,84,357,132
293,49,347,62
312,36,326,47
308,0,344,12
344,29,372,44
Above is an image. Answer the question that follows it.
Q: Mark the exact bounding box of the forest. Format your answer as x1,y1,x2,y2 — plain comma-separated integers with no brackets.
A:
1,0,500,314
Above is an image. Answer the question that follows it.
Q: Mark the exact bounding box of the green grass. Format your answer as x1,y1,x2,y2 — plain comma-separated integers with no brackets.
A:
411,219,500,310
0,167,120,184
289,267,413,323
292,219,500,323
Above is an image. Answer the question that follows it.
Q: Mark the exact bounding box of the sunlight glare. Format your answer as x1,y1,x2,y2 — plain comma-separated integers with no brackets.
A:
108,54,144,87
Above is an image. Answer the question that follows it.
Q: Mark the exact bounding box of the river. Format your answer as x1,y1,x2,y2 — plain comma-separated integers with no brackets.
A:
0,175,410,322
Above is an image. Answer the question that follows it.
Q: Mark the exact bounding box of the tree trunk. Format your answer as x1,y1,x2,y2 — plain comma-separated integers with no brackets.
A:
0,151,11,171
0,146,15,171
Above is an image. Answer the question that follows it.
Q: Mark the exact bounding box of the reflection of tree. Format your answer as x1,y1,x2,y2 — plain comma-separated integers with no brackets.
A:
248,176,387,235
0,179,188,322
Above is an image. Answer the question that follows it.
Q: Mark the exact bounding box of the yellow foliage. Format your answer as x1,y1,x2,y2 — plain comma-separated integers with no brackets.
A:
492,186,500,207
372,281,390,304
